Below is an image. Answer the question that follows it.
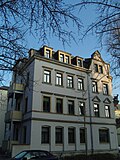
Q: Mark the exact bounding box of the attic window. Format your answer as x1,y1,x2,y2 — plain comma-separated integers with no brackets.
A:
65,55,69,64
60,54,64,62
45,49,51,58
94,64,98,72
78,59,82,67
99,65,103,73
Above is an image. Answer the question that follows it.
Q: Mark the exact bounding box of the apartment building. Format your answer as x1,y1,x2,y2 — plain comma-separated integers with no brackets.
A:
3,46,118,156
0,86,8,149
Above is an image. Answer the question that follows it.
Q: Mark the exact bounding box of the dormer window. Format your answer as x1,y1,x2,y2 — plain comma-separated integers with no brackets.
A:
65,55,69,64
78,59,82,67
99,65,103,73
94,64,98,72
45,49,50,58
60,54,64,62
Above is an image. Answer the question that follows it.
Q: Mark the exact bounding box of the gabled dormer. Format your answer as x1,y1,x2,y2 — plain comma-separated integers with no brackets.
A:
54,50,71,64
71,56,83,67
39,46,53,58
43,46,53,59
92,51,110,76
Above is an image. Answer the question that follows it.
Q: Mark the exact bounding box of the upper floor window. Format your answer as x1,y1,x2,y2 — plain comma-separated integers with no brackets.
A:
79,101,85,116
25,97,28,113
56,98,63,114
43,96,50,112
68,100,74,115
105,105,110,118
55,127,63,144
43,70,51,83
78,59,82,67
99,65,103,73
41,126,50,143
99,128,109,143
26,72,29,86
67,75,73,88
68,128,75,143
56,73,63,86
60,54,64,62
92,81,98,93
78,78,84,90
94,64,98,72
93,103,99,117
103,84,108,95
80,128,86,143
23,126,27,144
45,49,50,58
65,55,69,64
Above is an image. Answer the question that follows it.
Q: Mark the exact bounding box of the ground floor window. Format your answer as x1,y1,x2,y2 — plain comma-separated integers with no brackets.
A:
80,128,86,143
55,127,63,144
41,126,50,143
99,128,109,143
68,127,75,143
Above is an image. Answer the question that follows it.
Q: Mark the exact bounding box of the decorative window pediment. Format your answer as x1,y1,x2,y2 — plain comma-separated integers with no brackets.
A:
103,98,111,104
92,96,101,102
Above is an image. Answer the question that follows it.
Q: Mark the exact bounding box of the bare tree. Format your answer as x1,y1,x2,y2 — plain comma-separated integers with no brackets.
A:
1,0,120,84
0,0,82,84
69,0,120,76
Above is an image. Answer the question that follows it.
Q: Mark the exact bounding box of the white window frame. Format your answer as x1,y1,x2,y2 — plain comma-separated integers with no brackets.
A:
78,78,84,90
43,70,51,83
56,73,62,86
67,75,73,88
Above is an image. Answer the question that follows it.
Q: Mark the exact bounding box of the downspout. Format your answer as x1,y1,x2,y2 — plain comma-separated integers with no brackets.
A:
87,72,94,154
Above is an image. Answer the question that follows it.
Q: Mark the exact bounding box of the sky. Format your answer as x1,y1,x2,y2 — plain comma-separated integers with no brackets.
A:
3,1,120,101
24,2,120,100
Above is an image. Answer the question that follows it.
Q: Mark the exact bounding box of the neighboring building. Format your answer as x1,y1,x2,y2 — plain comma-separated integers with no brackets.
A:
3,46,118,157
115,103,120,145
0,86,8,149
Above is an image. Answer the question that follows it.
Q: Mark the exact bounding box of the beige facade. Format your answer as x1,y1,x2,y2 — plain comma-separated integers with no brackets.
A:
3,46,118,157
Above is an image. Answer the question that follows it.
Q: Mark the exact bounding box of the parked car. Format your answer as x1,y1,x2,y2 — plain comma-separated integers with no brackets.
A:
11,150,58,160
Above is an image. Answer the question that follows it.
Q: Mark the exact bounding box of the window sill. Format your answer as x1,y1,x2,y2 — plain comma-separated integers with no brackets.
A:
42,82,52,85
55,84,64,88
67,87,75,90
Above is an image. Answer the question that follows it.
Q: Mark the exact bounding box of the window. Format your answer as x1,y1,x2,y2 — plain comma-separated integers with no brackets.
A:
99,128,109,143
94,64,98,72
78,78,84,90
68,128,75,143
99,65,103,73
93,103,99,117
43,70,51,83
68,100,74,115
45,49,50,58
78,59,82,67
43,96,50,112
14,127,19,141
56,127,63,143
80,128,86,143
65,55,69,64
103,84,108,95
41,126,50,143
67,75,73,88
56,73,63,86
79,102,85,116
92,81,98,93
23,126,27,144
26,72,29,86
56,98,63,114
25,97,28,113
105,105,110,118
60,54,64,62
